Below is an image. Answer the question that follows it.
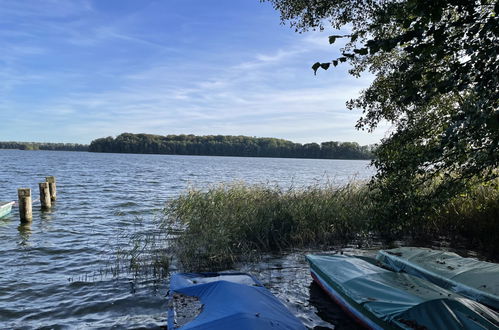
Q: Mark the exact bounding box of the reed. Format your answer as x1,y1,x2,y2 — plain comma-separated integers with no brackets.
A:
161,182,374,270
161,180,499,270
113,216,173,279
428,181,499,258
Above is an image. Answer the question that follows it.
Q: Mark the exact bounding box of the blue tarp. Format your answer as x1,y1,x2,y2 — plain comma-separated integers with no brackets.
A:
168,272,305,330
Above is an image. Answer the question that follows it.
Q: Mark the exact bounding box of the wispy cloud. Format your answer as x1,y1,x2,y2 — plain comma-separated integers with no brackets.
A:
0,1,385,145
0,0,92,20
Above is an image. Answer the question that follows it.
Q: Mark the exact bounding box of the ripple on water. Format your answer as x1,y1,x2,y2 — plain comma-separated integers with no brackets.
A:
0,150,376,328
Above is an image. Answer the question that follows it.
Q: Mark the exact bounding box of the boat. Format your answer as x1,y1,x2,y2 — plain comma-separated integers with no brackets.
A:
307,254,499,329
0,201,15,218
167,272,306,330
377,247,499,310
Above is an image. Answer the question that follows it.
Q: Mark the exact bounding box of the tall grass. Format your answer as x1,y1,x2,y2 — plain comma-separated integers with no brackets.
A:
113,216,172,279
428,181,499,258
161,182,374,270
160,180,499,270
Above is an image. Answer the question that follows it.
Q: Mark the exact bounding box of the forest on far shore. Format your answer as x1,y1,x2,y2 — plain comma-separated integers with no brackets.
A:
89,133,374,159
0,141,88,151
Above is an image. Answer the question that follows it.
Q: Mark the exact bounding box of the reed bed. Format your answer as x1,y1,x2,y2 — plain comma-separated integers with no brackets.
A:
160,182,375,270
115,180,498,274
428,181,499,258
160,180,499,270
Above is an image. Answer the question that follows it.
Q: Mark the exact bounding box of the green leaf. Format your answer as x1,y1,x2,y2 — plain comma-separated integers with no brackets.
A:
320,62,331,70
312,62,321,75
399,63,409,71
329,35,345,44
366,40,382,54
381,40,393,51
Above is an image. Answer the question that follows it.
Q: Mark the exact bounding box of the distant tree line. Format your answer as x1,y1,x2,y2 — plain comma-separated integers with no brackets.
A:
0,141,88,151
89,133,374,159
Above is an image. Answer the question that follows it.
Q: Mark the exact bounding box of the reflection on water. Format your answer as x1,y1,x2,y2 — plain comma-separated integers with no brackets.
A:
241,249,377,329
308,282,363,330
0,150,375,328
17,222,32,246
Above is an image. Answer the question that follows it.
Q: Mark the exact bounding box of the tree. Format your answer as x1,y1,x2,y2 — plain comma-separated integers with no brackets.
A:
265,0,499,234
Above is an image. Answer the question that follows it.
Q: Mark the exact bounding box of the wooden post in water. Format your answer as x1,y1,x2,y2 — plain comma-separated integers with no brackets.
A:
39,182,52,210
18,188,32,222
46,176,57,201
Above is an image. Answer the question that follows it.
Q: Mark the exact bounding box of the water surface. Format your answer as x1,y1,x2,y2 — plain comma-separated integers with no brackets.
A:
0,150,374,329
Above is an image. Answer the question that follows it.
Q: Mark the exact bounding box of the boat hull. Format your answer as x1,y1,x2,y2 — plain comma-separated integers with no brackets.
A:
307,254,499,330
377,247,499,310
310,269,385,329
0,201,14,218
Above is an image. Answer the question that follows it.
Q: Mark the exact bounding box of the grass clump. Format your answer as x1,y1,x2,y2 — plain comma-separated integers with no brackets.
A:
375,178,499,258
428,181,499,258
161,182,374,270
113,217,172,279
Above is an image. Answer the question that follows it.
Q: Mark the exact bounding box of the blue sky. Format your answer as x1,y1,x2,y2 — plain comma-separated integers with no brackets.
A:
0,0,388,144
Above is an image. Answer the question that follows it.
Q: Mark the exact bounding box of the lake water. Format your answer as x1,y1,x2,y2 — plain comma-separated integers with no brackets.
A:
0,150,374,329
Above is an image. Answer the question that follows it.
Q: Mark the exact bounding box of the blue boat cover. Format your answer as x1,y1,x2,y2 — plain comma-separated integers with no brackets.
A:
168,272,305,330
307,254,499,329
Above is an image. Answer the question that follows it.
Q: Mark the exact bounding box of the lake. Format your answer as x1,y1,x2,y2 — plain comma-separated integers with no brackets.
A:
0,150,374,329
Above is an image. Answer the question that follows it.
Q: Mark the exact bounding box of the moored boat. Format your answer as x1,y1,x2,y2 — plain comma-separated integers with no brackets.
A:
167,272,306,330
0,201,15,218
377,247,499,310
307,254,499,329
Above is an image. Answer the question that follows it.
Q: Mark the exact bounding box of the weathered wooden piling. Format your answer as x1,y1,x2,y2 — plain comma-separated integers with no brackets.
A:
46,176,57,201
39,182,52,210
18,188,32,222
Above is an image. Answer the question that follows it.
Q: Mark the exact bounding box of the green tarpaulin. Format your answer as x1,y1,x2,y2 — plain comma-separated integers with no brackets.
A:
307,254,499,329
377,247,499,310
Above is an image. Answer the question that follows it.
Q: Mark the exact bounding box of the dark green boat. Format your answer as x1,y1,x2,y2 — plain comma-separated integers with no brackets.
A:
377,247,499,310
307,254,499,329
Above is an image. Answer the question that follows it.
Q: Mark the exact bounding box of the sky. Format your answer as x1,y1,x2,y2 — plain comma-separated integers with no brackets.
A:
0,0,389,145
